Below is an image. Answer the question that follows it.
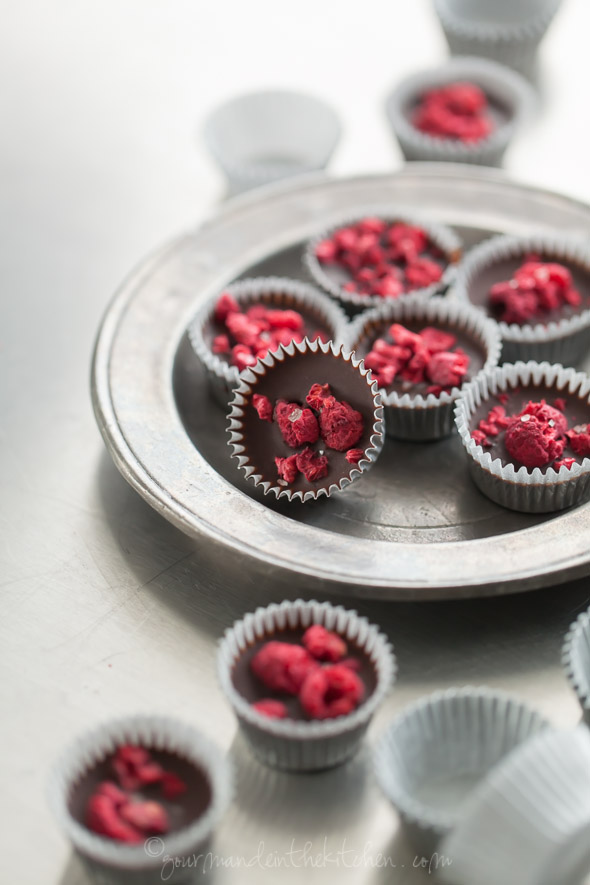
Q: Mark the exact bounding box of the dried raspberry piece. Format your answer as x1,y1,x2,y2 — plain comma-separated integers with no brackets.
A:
488,258,581,324
478,420,500,436
252,394,273,422
358,217,387,235
315,239,337,262
299,664,365,720
553,398,567,412
252,699,288,719
275,454,299,484
319,399,364,451
505,414,565,468
302,624,347,662
419,327,457,353
161,772,188,800
112,745,151,791
86,795,143,844
413,83,493,143
401,348,429,384
486,405,510,429
374,276,405,298
214,292,240,323
389,323,422,351
345,448,364,465
306,382,334,411
335,227,358,251
225,312,262,348
554,457,577,470
426,350,470,388
265,309,304,331
295,447,329,482
251,641,319,695
520,401,568,436
471,429,490,447
340,657,361,672
497,393,509,405
120,800,169,835
231,345,258,372
567,425,590,457
212,334,230,355
96,782,128,808
405,258,443,289
274,401,320,447
386,222,428,257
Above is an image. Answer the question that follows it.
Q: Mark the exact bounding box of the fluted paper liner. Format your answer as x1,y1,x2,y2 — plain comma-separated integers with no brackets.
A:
217,598,396,772
346,294,502,440
453,233,590,364
455,361,590,513
563,607,590,724
227,338,384,502
440,726,590,885
48,715,232,884
188,276,349,407
304,209,462,311
385,56,532,166
373,687,549,854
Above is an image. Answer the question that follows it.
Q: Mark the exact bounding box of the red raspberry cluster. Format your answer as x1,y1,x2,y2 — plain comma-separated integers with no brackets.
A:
471,397,589,469
85,745,187,843
488,257,582,325
364,322,470,394
212,292,328,373
314,219,444,299
250,625,365,721
252,383,365,485
412,82,494,143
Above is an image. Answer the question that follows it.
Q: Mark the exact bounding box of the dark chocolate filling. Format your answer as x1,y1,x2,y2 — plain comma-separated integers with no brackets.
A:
238,349,378,495
470,384,590,474
232,627,377,721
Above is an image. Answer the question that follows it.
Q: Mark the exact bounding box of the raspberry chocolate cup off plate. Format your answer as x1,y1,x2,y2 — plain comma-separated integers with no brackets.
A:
455,361,590,513
187,276,349,407
227,338,384,502
303,211,462,314
373,687,549,855
563,607,590,725
453,234,590,365
385,56,532,167
346,294,501,441
217,599,396,772
48,715,232,885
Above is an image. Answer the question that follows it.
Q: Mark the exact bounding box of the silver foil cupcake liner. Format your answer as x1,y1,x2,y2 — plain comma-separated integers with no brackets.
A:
385,56,533,166
563,607,590,725
455,361,590,513
48,715,232,885
217,598,396,772
346,294,502,441
452,233,590,365
303,209,462,312
433,0,563,79
202,89,341,195
373,686,549,855
227,338,384,502
187,276,349,408
440,726,590,885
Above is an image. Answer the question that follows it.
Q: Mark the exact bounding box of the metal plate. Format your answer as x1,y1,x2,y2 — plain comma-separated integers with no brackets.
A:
91,165,590,600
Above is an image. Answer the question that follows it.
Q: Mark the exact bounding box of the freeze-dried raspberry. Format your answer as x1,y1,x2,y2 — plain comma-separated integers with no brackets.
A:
386,222,428,257
554,398,567,412
225,312,262,348
340,657,362,672
320,399,364,451
302,624,347,662
520,400,568,436
478,420,500,436
554,457,577,470
231,345,258,372
299,664,365,720
389,323,422,350
265,309,304,331
275,454,299,484
419,327,456,352
345,448,364,465
486,405,510,428
86,794,143,844
96,782,128,808
214,292,240,323
120,801,169,835
471,429,490,447
567,425,590,457
505,413,565,468
251,642,319,695
306,382,335,411
252,699,288,719
488,258,581,324
405,257,443,289
401,348,430,384
212,334,230,354
497,393,509,405
427,350,470,388
112,745,154,791
413,83,493,143
295,447,329,482
253,394,273,422
161,772,187,800
315,239,338,262
274,401,320,447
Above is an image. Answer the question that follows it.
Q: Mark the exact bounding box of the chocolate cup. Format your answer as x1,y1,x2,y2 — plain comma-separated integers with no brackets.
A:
227,338,384,502
563,607,590,726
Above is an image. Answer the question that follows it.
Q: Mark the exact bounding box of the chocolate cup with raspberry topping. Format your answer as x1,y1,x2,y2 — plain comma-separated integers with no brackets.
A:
217,599,396,772
303,211,462,314
455,361,590,513
347,295,501,441
385,57,532,166
227,339,384,502
563,607,590,725
188,276,349,408
453,234,590,366
48,716,232,885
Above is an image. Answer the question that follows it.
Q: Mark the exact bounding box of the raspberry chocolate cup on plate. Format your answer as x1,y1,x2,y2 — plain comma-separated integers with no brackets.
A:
227,338,384,502
48,715,232,885
304,211,462,314
346,295,501,441
453,234,590,365
455,361,590,513
385,57,532,167
187,276,348,407
217,599,396,772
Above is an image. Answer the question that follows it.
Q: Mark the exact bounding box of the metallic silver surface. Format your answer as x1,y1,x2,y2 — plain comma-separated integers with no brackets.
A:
93,166,590,600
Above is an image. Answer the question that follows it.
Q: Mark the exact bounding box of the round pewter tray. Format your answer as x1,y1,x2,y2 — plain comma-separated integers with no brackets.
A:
91,165,590,600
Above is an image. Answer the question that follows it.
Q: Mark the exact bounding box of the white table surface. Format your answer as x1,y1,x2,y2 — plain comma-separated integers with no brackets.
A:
3,0,590,882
